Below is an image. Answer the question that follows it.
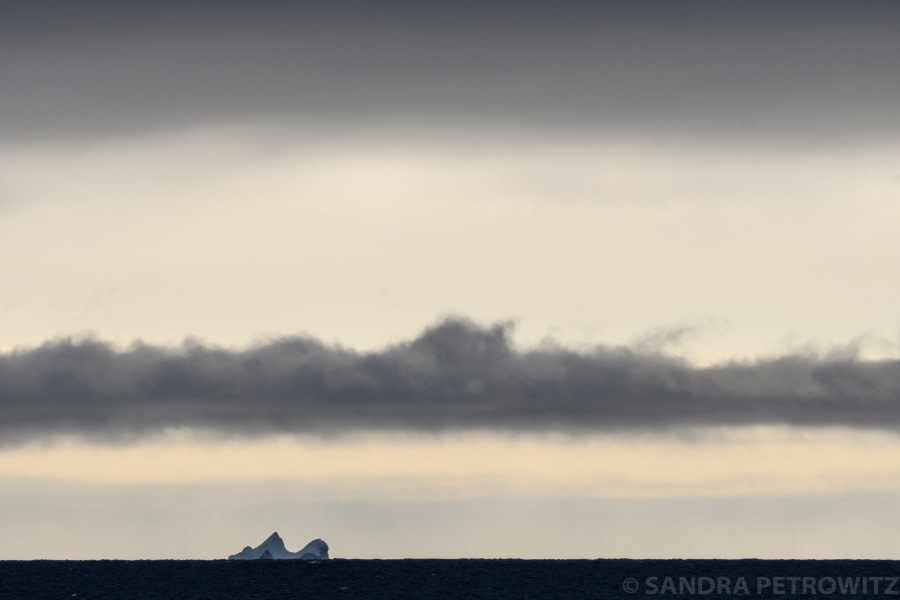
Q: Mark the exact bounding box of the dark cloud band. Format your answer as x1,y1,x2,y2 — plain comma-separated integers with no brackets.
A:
2,1,900,142
2,318,898,442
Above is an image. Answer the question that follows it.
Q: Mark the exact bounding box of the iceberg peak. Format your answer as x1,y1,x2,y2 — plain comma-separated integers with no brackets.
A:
228,532,329,560
260,532,287,551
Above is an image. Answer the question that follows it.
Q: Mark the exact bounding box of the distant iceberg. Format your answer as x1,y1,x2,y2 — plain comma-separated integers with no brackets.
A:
228,532,329,560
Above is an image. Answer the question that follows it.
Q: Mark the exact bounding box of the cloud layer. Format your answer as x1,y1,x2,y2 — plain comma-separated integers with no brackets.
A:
3,1,900,142
2,318,898,442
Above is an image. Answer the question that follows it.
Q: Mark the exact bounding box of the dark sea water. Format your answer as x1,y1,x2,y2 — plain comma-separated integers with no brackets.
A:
2,559,899,600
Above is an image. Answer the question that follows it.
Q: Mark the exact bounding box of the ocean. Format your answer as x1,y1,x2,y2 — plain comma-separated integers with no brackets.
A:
2,558,899,599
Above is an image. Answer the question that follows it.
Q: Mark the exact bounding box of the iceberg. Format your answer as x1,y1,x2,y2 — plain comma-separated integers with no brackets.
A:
228,532,329,560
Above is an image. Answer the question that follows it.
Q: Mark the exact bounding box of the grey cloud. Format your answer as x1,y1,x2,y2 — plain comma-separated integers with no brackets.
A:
1,318,899,443
2,1,900,143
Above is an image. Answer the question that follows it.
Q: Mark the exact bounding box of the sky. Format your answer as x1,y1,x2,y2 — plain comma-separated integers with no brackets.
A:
1,0,900,559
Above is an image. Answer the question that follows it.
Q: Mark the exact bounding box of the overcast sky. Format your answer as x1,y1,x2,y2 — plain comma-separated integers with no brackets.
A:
1,0,899,559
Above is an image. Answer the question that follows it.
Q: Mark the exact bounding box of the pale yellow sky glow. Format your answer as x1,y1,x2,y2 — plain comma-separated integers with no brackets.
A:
1,130,898,361
5,428,900,559
4,428,900,499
